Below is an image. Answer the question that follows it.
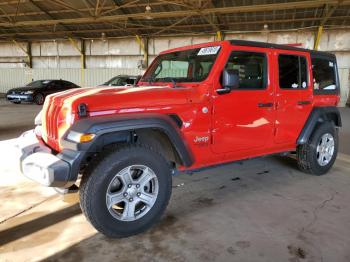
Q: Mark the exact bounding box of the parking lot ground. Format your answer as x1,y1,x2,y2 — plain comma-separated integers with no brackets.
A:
0,101,350,262
0,100,41,141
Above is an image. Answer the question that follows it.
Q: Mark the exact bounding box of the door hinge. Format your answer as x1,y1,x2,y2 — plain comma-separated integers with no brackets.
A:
273,127,277,136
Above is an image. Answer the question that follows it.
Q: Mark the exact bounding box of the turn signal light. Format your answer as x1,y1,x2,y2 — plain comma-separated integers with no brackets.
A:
67,131,95,143
79,133,95,143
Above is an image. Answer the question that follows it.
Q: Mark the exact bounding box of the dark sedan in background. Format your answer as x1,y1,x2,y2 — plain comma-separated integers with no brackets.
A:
6,79,80,105
101,75,141,87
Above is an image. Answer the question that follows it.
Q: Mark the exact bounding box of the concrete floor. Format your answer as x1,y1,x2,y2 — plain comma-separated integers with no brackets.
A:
0,100,350,262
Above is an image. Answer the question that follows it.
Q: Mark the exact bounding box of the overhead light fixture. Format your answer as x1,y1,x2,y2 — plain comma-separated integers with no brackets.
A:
262,24,270,34
145,1,153,20
101,32,106,42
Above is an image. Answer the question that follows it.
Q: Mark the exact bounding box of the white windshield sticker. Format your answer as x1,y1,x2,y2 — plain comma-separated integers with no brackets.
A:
329,61,334,67
198,46,220,56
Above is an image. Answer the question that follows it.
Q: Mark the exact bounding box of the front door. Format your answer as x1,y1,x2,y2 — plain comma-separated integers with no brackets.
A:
212,48,275,154
274,52,313,144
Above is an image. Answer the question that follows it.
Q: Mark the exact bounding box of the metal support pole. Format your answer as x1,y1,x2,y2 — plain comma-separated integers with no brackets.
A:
216,31,223,41
68,37,85,86
314,25,323,50
136,35,148,68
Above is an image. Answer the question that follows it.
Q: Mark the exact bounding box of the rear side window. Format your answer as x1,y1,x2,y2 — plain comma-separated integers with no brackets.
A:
278,55,308,89
312,57,337,93
225,51,267,89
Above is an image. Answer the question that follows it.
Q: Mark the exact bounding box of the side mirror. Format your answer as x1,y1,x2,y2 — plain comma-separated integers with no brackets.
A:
217,69,239,94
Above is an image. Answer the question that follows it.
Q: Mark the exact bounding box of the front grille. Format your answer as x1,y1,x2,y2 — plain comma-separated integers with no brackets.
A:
45,98,59,141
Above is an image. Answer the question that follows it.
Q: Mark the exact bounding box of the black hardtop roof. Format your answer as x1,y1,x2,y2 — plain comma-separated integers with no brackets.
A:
229,39,336,60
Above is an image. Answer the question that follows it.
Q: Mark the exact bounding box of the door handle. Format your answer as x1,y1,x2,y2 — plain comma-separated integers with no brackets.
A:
297,100,311,105
258,102,274,108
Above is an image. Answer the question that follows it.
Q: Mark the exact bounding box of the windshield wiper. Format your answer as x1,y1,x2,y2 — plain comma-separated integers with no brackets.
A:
170,78,177,88
144,76,154,85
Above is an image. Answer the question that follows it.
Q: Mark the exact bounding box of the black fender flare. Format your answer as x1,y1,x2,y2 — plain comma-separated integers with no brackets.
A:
60,113,194,185
297,106,342,145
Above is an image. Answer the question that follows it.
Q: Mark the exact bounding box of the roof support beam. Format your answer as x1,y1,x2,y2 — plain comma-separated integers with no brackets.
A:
50,0,86,16
2,15,350,39
28,0,74,35
0,6,14,23
152,15,192,35
1,16,350,37
12,39,32,68
100,0,141,16
2,0,350,28
0,1,189,19
314,0,343,50
82,0,95,17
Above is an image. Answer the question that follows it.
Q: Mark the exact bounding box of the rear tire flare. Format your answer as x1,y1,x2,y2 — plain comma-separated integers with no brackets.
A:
297,121,338,175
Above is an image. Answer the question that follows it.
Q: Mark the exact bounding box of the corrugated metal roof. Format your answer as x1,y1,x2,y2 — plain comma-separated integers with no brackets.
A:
0,0,349,40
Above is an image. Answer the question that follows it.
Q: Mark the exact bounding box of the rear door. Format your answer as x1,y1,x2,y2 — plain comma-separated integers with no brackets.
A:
274,51,313,144
212,47,275,153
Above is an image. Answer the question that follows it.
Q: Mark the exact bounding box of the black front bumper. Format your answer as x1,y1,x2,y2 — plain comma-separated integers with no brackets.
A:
17,129,82,188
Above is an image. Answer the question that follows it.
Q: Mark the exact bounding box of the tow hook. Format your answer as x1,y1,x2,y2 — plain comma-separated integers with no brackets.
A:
54,184,79,195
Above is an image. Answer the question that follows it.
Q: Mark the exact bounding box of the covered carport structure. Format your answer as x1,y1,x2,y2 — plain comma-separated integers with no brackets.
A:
0,0,349,105
1,1,350,261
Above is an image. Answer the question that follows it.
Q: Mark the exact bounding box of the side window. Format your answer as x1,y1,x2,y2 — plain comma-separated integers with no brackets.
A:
118,78,128,85
278,55,308,89
225,51,267,89
62,81,71,88
312,57,337,92
67,81,78,88
48,81,60,89
108,77,120,86
126,78,134,85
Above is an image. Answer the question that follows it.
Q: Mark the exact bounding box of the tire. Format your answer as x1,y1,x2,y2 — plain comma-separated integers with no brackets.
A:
33,93,44,105
12,101,21,104
79,144,172,238
297,121,338,175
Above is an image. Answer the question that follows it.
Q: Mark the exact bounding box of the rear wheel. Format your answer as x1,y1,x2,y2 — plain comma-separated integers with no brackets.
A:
297,122,338,175
34,93,44,105
79,144,172,238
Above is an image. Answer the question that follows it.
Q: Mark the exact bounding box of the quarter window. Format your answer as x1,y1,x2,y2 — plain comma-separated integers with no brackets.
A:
225,51,267,89
278,55,308,89
312,57,336,91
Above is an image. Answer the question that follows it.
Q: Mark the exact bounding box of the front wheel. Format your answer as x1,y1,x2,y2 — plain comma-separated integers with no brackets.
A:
297,122,338,175
79,144,172,238
33,93,44,105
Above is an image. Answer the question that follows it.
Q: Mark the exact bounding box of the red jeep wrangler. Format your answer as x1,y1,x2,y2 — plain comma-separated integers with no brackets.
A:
18,40,341,238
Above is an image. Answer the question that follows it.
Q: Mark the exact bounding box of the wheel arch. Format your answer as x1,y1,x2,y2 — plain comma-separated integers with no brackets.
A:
297,106,341,145
60,113,194,180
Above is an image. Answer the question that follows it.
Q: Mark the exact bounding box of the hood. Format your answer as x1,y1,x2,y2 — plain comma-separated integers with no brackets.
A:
7,86,39,93
46,84,205,114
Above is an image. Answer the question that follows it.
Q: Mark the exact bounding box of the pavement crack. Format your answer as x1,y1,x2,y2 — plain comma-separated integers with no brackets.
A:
298,189,336,237
0,195,56,224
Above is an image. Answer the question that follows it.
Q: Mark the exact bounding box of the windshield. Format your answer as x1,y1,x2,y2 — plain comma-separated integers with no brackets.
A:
26,80,49,88
104,77,135,86
141,46,221,83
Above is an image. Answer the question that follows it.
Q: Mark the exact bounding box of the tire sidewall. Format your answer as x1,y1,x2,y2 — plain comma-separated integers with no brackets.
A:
85,146,172,237
309,122,338,175
34,93,44,105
